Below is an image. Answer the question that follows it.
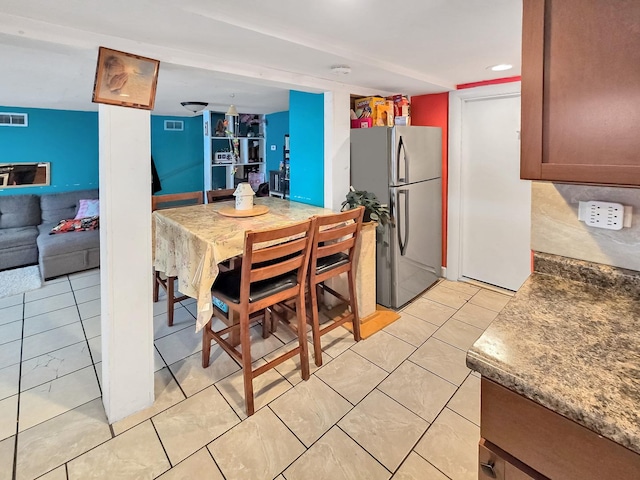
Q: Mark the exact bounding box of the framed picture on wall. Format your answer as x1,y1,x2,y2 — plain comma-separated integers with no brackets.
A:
92,47,160,110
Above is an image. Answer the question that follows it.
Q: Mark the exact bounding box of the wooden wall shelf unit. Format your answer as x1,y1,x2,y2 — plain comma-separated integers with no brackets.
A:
520,0,640,186
202,110,266,192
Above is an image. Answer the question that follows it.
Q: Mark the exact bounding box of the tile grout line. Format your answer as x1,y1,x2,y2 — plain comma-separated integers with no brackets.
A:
19,344,96,394
335,424,394,475
205,446,229,480
15,278,489,479
204,335,353,476
405,357,461,388
69,286,103,402
11,294,25,480
149,417,173,471
371,388,452,477
326,285,486,475
265,404,314,477
151,345,180,395
334,344,434,475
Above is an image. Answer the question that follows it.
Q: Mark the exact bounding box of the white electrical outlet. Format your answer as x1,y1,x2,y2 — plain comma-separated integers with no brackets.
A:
578,201,627,230
270,145,276,151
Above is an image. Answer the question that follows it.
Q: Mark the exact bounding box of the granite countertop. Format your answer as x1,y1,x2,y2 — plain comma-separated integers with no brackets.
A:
467,253,640,454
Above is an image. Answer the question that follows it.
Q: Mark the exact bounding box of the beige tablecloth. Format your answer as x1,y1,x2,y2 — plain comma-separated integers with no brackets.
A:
153,197,334,331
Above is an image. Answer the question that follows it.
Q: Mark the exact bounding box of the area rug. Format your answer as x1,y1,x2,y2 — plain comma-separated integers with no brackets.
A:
344,304,401,339
0,265,42,299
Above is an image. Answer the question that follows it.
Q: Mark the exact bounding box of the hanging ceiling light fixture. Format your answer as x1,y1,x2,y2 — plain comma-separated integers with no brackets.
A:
180,101,208,113
226,93,239,116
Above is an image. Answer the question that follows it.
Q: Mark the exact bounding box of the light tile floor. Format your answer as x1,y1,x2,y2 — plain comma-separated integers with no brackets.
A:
0,270,513,480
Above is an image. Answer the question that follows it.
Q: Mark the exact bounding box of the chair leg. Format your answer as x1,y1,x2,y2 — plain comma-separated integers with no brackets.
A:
347,269,362,342
240,310,255,416
153,269,159,302
262,308,271,339
309,281,323,367
228,309,240,347
296,295,310,380
202,321,212,368
167,276,175,327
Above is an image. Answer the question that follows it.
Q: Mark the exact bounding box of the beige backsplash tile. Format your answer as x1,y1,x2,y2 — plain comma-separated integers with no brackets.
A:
531,182,640,271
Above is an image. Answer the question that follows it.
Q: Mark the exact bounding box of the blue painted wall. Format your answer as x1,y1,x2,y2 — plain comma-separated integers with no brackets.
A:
0,106,98,195
288,91,324,206
265,111,289,173
151,115,204,194
0,106,205,196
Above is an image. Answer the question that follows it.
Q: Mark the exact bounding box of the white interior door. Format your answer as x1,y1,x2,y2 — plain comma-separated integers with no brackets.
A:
460,94,531,291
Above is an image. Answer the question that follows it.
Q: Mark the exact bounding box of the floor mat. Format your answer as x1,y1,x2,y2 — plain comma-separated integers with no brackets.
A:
0,265,42,298
344,305,401,339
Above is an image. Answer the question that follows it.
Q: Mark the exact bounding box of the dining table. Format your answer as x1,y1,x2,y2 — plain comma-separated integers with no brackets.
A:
153,196,335,332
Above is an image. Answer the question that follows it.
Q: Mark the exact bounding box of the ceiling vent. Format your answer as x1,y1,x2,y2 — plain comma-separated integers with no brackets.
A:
0,112,28,127
164,120,184,131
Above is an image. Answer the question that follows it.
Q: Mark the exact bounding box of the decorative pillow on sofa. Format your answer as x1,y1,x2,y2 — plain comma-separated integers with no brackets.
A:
74,199,100,219
50,216,99,235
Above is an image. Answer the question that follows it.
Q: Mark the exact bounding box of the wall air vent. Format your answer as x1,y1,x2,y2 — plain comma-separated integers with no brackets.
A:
0,113,28,127
164,120,184,131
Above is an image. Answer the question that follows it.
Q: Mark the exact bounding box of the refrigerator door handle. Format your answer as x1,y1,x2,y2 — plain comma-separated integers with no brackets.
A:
397,136,409,183
397,189,409,256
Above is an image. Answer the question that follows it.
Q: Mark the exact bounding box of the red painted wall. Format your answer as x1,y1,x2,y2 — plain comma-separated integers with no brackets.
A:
410,92,449,267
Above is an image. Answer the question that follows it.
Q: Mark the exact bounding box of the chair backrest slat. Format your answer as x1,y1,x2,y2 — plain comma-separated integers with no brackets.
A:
317,238,356,258
206,189,235,203
240,219,315,303
152,191,204,211
251,255,304,283
251,237,307,265
317,222,358,244
310,206,365,272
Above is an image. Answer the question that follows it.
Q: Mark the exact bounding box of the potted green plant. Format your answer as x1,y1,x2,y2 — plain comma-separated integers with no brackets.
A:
341,186,390,231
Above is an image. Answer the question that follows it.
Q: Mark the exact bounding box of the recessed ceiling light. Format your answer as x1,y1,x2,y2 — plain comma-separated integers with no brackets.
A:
488,64,513,72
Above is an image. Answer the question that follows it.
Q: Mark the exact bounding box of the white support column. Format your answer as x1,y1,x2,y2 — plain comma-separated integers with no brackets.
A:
323,91,353,308
99,104,154,424
323,91,351,211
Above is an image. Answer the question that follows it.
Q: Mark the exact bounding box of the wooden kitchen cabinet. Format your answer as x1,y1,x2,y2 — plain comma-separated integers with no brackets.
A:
520,0,640,185
479,378,640,480
479,439,543,480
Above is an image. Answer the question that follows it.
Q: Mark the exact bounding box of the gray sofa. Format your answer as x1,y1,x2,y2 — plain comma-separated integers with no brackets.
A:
0,189,100,279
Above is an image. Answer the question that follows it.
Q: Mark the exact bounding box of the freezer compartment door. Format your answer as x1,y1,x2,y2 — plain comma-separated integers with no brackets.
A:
388,179,442,308
391,126,442,186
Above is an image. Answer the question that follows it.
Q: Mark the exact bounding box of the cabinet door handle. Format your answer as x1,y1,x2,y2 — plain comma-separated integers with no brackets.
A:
480,461,496,478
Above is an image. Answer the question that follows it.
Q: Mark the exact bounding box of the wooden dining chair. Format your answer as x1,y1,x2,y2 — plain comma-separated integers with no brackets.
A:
202,219,315,416
206,188,235,203
307,206,365,366
152,191,204,326
152,191,204,212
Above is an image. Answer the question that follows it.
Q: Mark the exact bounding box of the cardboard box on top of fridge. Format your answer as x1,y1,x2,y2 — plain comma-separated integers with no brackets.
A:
354,96,386,118
354,97,394,127
351,118,373,129
388,95,410,117
375,104,394,126
395,116,411,126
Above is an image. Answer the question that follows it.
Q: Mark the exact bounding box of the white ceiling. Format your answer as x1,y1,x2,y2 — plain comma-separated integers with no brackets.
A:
0,0,522,116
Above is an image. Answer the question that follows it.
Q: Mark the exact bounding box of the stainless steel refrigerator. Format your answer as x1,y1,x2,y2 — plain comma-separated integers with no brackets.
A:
350,126,442,309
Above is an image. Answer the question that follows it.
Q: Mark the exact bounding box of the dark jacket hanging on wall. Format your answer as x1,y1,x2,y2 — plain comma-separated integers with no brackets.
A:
151,156,162,194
